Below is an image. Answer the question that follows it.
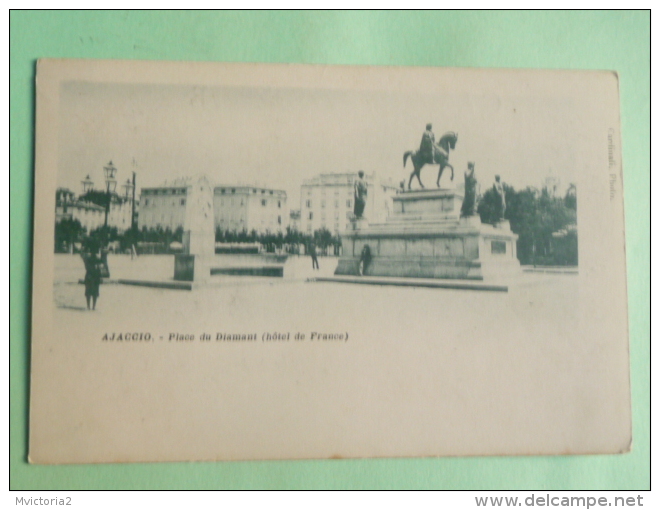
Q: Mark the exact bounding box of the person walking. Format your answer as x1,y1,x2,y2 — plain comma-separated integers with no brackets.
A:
82,250,102,310
309,242,319,270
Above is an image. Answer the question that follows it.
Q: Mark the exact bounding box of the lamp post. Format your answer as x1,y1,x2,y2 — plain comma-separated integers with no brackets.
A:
103,161,117,227
121,178,134,199
81,175,94,193
131,171,136,230
122,176,135,231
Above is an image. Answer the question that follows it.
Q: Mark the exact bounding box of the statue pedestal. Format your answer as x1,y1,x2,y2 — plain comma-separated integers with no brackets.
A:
350,217,369,231
173,176,215,285
174,254,210,283
335,189,520,281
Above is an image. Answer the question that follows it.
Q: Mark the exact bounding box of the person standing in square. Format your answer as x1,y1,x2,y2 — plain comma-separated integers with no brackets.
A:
309,242,319,270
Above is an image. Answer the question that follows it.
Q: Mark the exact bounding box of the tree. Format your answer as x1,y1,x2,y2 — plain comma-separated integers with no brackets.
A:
89,225,119,249
477,183,515,226
313,228,334,255
79,190,111,208
478,183,578,266
54,218,85,253
564,184,577,211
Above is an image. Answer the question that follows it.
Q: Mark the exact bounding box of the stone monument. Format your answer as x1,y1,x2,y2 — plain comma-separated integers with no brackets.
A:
335,185,520,282
174,175,215,283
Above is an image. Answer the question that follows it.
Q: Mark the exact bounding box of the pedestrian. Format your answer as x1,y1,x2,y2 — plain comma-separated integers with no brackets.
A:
82,250,102,310
309,242,319,270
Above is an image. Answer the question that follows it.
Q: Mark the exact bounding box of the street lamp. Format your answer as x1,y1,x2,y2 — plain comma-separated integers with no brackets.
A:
121,178,134,198
81,175,94,193
103,161,117,227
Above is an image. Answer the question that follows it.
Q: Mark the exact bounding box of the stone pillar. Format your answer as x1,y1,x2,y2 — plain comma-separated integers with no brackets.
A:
174,176,215,283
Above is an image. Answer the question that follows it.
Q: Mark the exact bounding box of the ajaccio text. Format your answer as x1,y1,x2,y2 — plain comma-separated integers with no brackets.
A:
102,332,152,341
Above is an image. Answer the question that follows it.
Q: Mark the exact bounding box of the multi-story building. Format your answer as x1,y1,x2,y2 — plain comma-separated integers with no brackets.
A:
299,172,398,235
55,187,105,233
138,186,188,231
543,176,561,197
289,210,301,232
213,186,288,234
138,181,288,234
55,186,135,234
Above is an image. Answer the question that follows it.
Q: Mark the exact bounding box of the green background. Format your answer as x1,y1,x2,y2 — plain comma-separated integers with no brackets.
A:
10,11,650,489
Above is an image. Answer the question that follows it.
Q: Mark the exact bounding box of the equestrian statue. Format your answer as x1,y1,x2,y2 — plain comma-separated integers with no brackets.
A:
403,124,458,190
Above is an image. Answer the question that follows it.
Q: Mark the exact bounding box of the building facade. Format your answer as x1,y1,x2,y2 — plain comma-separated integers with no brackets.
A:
213,186,288,234
138,187,188,232
289,210,301,232
56,187,134,234
138,184,289,234
299,172,398,235
56,188,105,232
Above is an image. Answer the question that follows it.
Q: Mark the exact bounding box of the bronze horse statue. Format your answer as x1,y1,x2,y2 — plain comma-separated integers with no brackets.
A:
403,131,458,190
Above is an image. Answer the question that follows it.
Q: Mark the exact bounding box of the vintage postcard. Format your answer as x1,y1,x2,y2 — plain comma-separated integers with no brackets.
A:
29,60,630,463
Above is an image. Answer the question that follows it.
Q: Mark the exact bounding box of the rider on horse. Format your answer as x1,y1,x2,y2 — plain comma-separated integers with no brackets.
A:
420,123,435,164
420,123,447,165
404,127,457,190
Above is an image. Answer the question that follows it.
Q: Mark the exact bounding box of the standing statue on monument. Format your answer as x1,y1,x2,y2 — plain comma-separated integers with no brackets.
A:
493,175,506,220
460,162,479,217
353,171,368,219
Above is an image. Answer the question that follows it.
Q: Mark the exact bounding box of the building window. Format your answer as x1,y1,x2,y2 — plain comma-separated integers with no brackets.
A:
306,200,311,208
308,212,313,220
261,190,266,194
253,189,257,193
220,188,225,194
277,216,281,225
262,199,267,206
231,189,236,193
180,198,185,206
278,200,281,208
270,191,273,195
346,199,351,208
144,199,149,206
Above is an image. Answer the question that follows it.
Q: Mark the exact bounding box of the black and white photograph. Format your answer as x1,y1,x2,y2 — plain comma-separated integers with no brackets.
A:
30,60,630,464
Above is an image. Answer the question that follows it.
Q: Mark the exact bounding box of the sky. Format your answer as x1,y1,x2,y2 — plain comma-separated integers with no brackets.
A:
58,80,579,207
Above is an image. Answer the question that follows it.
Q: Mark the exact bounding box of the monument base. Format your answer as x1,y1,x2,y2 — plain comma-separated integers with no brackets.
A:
335,189,520,282
174,254,210,283
350,217,369,231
